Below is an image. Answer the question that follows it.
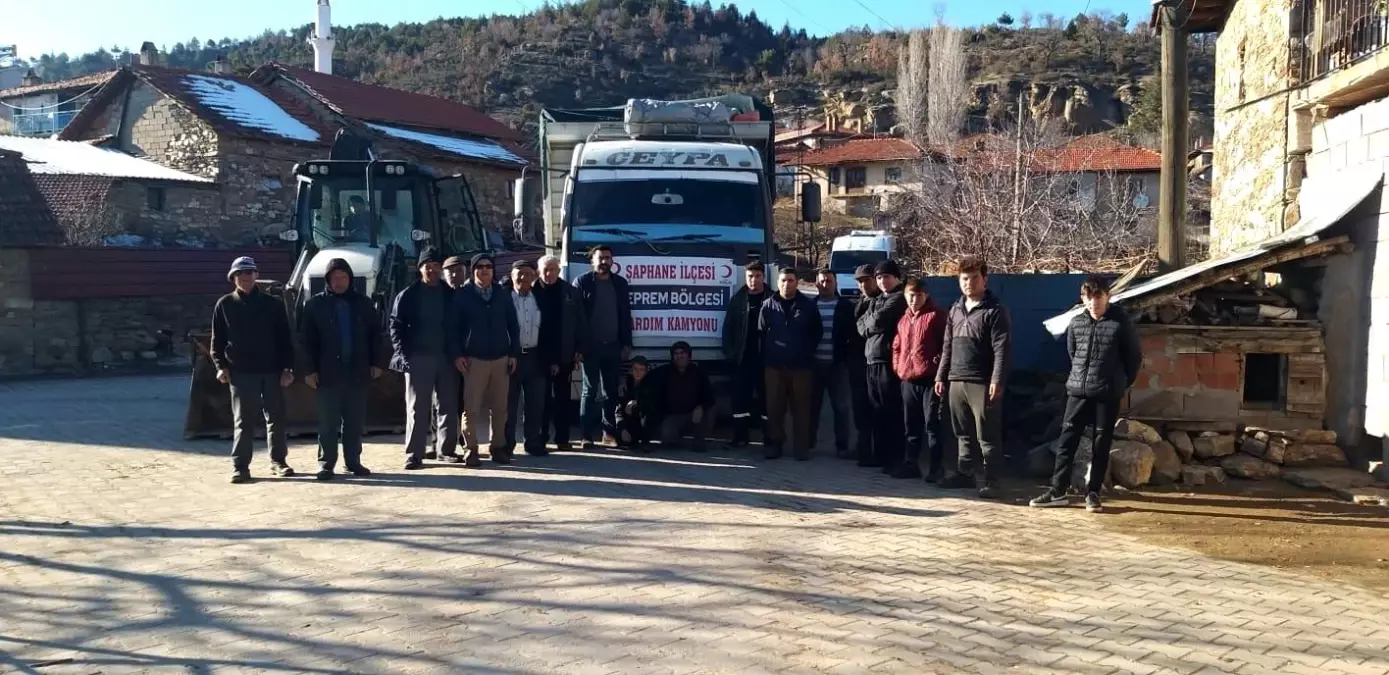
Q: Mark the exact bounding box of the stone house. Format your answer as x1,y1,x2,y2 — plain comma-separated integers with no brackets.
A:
791,137,926,217
1177,0,1389,466
44,58,528,247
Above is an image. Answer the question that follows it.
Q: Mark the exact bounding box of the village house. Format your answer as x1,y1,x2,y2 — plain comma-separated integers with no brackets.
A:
791,137,926,217
1145,0,1389,475
0,69,116,137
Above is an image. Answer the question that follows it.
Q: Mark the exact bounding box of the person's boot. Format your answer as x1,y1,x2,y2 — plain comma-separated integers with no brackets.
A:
890,463,922,479
270,462,295,478
230,469,252,484
404,459,426,470
764,442,783,460
490,447,512,465
315,469,335,481
348,465,372,477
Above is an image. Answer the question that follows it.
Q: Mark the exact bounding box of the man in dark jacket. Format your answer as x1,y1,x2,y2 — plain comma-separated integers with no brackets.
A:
503,260,548,457
450,253,521,467
1032,275,1141,513
536,255,587,451
615,356,657,450
211,256,296,484
760,268,822,460
810,269,855,457
892,277,948,481
647,342,718,451
721,262,769,447
848,264,878,462
390,247,459,470
857,260,908,470
299,258,383,480
573,246,632,447
934,256,1012,498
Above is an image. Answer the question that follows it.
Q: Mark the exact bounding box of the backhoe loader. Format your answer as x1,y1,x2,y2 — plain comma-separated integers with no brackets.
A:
183,131,491,439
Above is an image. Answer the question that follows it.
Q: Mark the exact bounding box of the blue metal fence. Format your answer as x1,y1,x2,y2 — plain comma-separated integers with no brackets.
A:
920,273,1089,373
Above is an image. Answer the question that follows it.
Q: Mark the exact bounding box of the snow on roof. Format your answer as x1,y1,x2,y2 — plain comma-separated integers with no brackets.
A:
0,135,213,183
183,74,321,143
367,123,526,165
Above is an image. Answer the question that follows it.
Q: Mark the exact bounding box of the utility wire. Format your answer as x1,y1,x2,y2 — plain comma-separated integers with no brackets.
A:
0,81,106,111
772,0,836,35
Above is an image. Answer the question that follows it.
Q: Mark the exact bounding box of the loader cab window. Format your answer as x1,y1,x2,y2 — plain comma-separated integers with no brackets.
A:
304,176,422,250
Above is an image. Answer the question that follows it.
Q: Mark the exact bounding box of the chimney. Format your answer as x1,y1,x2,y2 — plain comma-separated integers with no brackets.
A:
21,69,41,87
210,56,232,75
139,41,159,66
309,0,335,75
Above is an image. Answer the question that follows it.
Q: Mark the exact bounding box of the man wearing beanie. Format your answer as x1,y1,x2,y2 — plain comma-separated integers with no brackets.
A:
450,252,521,466
210,256,296,484
856,259,908,470
848,264,879,462
299,258,383,480
390,246,461,470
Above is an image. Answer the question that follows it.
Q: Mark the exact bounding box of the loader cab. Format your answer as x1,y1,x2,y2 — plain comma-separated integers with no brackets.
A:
287,160,486,259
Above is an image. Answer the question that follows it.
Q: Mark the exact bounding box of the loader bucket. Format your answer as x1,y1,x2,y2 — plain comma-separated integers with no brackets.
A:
183,331,409,440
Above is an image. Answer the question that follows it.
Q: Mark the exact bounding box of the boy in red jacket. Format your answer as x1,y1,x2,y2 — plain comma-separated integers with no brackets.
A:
891,277,949,481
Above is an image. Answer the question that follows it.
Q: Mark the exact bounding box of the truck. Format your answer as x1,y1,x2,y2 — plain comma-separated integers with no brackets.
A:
184,130,492,438
528,95,816,367
829,230,895,298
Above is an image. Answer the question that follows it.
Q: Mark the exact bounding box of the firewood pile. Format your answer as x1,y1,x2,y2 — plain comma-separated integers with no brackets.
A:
1137,279,1319,327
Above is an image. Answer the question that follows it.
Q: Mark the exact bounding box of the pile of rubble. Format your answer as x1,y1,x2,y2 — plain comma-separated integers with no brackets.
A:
1137,279,1315,326
1026,419,1389,505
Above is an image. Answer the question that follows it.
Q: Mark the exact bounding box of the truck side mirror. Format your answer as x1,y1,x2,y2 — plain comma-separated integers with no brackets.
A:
513,177,529,218
279,230,300,242
801,182,822,223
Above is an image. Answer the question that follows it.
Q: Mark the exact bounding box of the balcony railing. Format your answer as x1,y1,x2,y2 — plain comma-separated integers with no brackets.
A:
1295,0,1389,84
11,109,76,137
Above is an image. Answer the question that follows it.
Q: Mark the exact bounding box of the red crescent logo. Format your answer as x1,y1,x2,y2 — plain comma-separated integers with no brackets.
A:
720,264,733,279
610,261,622,273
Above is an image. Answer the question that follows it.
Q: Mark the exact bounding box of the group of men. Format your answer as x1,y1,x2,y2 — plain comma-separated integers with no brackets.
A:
211,244,1144,512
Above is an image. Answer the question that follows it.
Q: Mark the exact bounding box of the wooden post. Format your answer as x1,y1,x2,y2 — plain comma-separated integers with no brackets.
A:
1159,3,1189,272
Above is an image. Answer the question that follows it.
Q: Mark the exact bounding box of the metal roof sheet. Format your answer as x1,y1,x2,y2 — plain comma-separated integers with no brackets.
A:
0,135,213,183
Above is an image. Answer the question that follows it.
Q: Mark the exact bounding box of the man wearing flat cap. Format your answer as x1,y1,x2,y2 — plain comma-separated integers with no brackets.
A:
856,260,908,470
450,252,520,466
210,256,296,484
443,256,467,290
390,246,461,470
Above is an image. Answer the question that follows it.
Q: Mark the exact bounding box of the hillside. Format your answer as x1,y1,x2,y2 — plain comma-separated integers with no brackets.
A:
18,0,1214,139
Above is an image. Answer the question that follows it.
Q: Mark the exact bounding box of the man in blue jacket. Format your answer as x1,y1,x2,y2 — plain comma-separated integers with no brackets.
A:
390,247,460,470
760,268,822,460
573,246,633,447
450,252,521,467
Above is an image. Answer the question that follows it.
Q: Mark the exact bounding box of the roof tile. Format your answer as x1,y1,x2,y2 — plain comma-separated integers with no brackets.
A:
794,138,926,166
0,150,63,247
0,70,118,99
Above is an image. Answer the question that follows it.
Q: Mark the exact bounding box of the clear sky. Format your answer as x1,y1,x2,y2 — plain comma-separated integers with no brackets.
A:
4,0,1154,59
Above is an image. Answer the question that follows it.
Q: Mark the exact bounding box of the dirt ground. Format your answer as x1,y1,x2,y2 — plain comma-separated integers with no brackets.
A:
1094,483,1389,594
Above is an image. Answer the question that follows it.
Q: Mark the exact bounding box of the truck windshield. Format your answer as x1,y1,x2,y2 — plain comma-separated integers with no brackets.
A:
303,176,423,249
829,250,888,272
571,178,764,230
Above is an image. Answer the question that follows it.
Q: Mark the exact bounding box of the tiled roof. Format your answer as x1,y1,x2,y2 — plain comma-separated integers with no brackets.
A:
0,70,118,99
260,64,520,142
366,123,528,166
0,136,213,183
60,66,332,146
793,137,926,166
0,150,63,247
1035,136,1161,173
30,173,117,228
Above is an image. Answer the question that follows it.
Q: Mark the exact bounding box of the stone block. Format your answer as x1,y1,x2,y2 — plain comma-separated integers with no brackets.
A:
1282,443,1348,467
1283,467,1376,491
1193,434,1237,459
1240,435,1268,458
1150,441,1182,484
1220,454,1282,480
1182,465,1227,487
1371,460,1388,483
1324,109,1364,148
1109,441,1155,489
1114,419,1162,445
1167,431,1195,462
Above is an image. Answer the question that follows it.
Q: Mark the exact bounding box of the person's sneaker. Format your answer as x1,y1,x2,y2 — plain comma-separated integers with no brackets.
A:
404,460,425,471
939,473,974,490
556,442,572,452
347,466,372,477
1029,489,1069,508
269,462,295,477
230,470,252,484
524,446,551,457
890,464,922,480
1085,492,1104,513
977,484,998,500
316,470,335,481
424,450,438,460
440,453,465,464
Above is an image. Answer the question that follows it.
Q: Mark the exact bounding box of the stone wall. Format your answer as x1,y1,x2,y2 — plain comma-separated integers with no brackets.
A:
122,82,221,178
104,180,226,246
0,249,220,377
1210,0,1295,255
217,138,303,245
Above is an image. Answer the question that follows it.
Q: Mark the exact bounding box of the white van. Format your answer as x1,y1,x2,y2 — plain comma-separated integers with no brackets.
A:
829,230,895,297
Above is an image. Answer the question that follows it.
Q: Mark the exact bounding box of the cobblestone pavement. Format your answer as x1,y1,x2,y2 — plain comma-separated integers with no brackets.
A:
2,375,1388,675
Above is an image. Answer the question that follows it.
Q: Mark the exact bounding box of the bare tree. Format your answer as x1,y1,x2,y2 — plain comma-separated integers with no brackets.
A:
892,123,1156,273
896,29,929,146
927,26,968,147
